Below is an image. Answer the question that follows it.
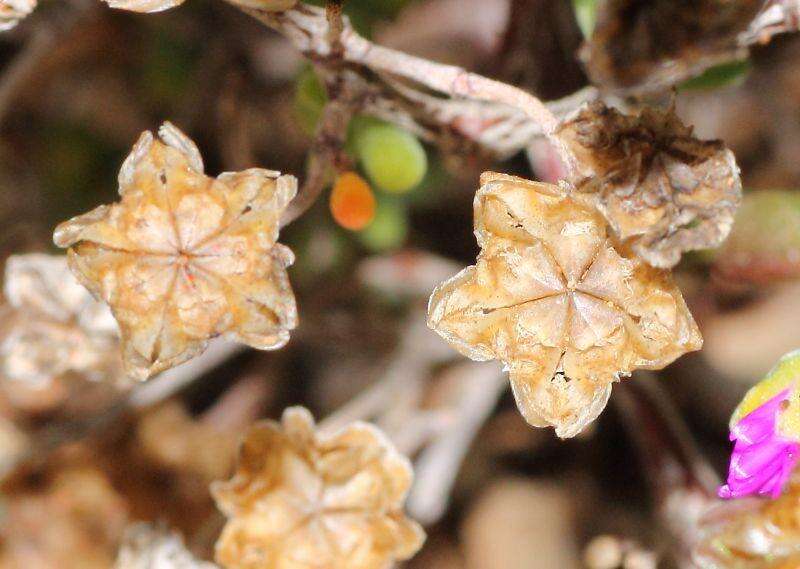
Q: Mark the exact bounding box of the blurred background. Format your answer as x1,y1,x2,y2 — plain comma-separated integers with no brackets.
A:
0,0,798,567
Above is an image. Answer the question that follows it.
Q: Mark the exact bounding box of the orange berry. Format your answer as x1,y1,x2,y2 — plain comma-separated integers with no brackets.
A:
330,172,376,231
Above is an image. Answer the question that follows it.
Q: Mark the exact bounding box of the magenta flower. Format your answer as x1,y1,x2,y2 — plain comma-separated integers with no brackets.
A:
719,388,800,499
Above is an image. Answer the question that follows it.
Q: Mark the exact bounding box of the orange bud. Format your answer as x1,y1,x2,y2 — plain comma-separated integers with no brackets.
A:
329,172,376,231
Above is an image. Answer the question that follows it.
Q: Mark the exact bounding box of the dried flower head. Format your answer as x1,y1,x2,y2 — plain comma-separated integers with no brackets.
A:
212,406,425,569
556,102,742,268
695,475,800,568
0,0,36,31
719,350,800,500
0,254,120,403
54,122,298,380
580,0,761,93
115,524,218,569
427,172,702,437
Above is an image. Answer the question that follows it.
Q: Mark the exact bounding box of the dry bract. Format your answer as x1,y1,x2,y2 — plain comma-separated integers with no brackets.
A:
54,122,298,381
694,476,800,568
0,0,36,31
556,102,742,268
212,406,425,569
427,173,702,438
580,0,761,93
0,254,121,406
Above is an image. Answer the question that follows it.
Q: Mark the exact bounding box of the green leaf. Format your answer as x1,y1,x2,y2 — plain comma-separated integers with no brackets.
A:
680,59,751,91
713,189,800,283
357,197,409,251
293,67,328,136
572,0,598,38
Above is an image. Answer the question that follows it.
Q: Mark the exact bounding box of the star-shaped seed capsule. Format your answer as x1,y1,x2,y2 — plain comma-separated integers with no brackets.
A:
212,407,425,569
0,254,120,404
428,172,702,437
54,123,298,380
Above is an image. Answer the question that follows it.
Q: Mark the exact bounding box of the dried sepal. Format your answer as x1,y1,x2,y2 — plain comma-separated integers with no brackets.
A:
115,524,218,569
580,0,761,93
0,254,120,395
54,122,299,381
695,475,800,568
556,102,742,268
212,406,425,569
0,0,35,31
427,172,702,437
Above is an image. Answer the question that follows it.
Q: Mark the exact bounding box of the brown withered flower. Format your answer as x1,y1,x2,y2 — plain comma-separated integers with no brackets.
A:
694,475,800,568
0,254,121,410
212,406,425,569
427,172,702,438
54,122,298,381
556,102,742,268
580,0,761,93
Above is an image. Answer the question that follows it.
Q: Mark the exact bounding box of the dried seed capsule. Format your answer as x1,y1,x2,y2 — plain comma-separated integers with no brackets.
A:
696,475,800,568
115,524,217,569
54,122,298,380
212,407,425,569
556,102,742,268
580,0,760,93
0,254,121,407
427,172,702,437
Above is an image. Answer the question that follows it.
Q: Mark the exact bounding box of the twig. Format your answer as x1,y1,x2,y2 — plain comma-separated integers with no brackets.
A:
129,339,246,408
317,311,451,433
614,374,719,568
406,361,506,525
0,0,97,126
0,27,55,124
279,75,357,227
325,0,344,56
343,35,560,133
739,0,800,45
230,3,578,172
